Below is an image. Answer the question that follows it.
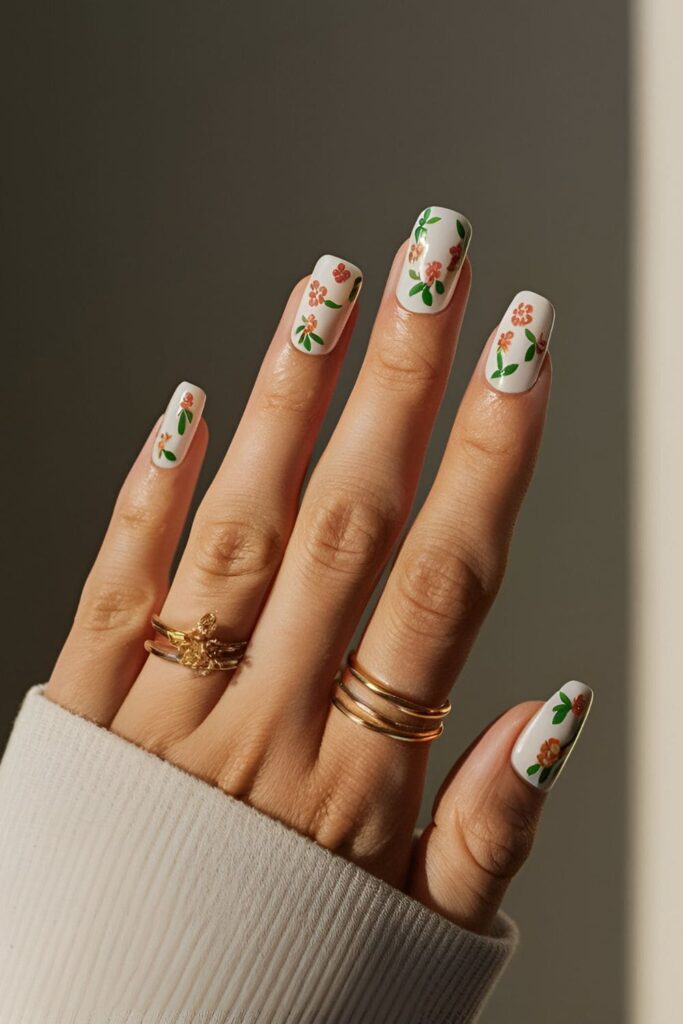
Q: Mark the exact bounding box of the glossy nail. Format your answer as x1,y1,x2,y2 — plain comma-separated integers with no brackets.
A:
511,680,593,792
396,206,472,314
486,290,555,393
290,255,362,356
152,381,206,469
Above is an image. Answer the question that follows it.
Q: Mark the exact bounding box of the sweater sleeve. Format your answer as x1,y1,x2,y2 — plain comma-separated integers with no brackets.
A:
0,686,518,1024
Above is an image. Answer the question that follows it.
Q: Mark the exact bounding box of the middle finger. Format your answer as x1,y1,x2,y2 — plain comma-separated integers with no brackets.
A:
198,207,473,753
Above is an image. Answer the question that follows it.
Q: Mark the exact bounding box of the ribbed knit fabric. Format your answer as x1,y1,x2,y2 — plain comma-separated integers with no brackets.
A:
0,687,518,1023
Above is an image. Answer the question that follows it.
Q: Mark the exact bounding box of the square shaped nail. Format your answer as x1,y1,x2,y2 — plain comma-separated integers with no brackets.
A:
396,206,472,314
511,681,593,791
290,255,362,356
486,290,555,393
152,381,206,469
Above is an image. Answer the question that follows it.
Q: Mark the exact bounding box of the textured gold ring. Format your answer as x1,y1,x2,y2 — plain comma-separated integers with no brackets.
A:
144,612,247,676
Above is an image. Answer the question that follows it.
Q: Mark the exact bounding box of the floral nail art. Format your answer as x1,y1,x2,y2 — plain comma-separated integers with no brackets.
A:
486,290,555,394
511,680,593,792
152,381,206,469
177,391,194,436
290,255,363,356
397,206,472,314
156,432,176,462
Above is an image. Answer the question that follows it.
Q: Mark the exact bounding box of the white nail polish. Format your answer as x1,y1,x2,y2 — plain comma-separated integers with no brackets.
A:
290,255,363,356
511,681,593,792
152,381,206,469
486,290,555,393
395,206,472,314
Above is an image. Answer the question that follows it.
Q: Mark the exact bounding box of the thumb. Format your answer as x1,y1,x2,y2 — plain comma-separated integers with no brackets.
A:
408,681,593,935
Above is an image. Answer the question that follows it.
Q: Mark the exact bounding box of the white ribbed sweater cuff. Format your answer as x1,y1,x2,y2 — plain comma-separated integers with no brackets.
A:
0,686,518,1023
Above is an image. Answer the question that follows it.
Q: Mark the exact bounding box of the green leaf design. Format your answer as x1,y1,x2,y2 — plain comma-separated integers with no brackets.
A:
422,207,432,220
525,343,536,361
324,299,342,309
162,449,176,461
502,364,519,375
186,409,193,423
409,282,425,296
426,216,441,224
309,333,324,345
525,328,537,342
559,691,572,706
409,269,420,280
435,280,445,295
421,286,433,306
177,409,186,435
496,349,503,371
527,763,541,776
348,276,362,302
456,219,466,239
490,369,503,379
295,325,305,334
552,707,570,725
414,226,422,243
539,766,552,784
303,336,312,352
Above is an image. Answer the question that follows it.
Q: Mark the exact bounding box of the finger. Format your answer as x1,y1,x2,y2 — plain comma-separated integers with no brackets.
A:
112,257,362,742
342,290,554,732
409,682,593,934
196,208,473,757
45,383,208,725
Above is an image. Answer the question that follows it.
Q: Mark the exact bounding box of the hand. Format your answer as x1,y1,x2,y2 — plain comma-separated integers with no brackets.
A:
45,211,592,935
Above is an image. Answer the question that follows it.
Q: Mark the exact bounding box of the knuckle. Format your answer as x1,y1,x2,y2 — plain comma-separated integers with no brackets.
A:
460,800,538,882
369,331,442,391
76,578,158,635
260,364,318,420
114,492,161,535
392,543,500,641
191,513,283,583
459,423,519,466
301,491,400,580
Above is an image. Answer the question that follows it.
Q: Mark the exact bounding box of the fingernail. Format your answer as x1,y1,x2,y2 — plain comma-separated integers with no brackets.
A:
290,255,363,355
511,681,593,792
152,381,206,469
396,205,472,314
486,290,555,393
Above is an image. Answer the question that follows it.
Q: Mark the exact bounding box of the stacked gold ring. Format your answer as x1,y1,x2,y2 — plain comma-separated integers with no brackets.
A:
144,612,248,676
332,652,450,743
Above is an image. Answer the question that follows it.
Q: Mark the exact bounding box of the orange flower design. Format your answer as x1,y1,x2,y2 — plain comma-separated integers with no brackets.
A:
447,244,462,273
333,262,351,283
537,738,562,768
179,392,193,410
308,280,328,307
302,314,318,335
497,330,514,353
423,261,442,286
157,432,172,454
572,694,589,717
408,242,424,263
535,331,548,355
511,302,534,326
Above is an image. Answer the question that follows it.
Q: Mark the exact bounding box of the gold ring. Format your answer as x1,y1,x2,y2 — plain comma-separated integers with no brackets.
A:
144,612,247,676
331,652,450,743
348,653,451,720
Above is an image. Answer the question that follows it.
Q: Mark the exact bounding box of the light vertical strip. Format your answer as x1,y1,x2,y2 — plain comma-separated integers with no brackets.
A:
631,0,683,1019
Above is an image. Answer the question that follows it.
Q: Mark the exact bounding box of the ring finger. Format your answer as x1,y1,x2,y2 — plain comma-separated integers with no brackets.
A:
327,290,555,760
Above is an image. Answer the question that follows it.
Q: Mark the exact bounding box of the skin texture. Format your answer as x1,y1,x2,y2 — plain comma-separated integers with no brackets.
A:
46,243,552,935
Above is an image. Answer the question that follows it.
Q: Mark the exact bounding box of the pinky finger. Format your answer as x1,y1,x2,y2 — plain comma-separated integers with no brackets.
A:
409,682,593,934
45,382,208,725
